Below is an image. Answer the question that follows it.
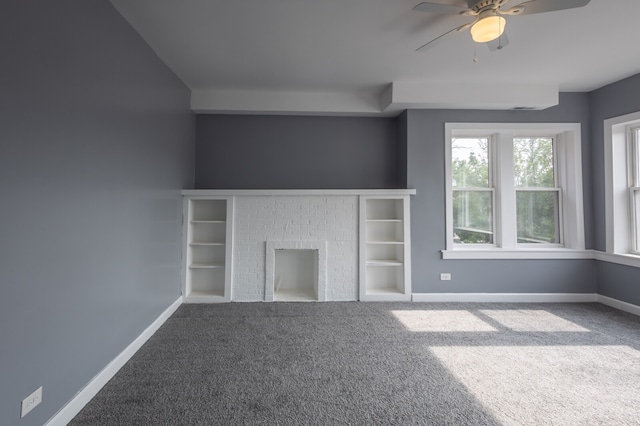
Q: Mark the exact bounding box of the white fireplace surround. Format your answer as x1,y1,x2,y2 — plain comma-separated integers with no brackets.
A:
182,189,416,302
265,240,327,302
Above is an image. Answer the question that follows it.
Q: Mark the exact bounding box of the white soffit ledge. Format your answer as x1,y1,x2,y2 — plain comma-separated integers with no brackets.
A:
191,89,386,116
192,82,559,116
382,81,559,112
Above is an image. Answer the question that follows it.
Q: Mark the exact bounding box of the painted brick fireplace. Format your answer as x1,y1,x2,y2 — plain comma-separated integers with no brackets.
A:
181,189,414,302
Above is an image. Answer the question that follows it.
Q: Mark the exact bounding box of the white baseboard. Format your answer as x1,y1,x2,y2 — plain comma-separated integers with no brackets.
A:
412,293,598,303
45,297,182,426
597,295,640,316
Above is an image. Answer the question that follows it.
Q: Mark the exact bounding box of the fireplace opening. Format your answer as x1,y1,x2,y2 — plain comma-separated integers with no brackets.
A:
274,249,318,301
265,240,327,302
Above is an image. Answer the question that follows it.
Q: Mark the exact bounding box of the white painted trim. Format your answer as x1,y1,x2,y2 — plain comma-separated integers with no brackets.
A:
496,132,515,249
225,197,235,301
594,251,640,268
182,189,416,197
604,111,640,254
403,196,413,300
597,295,640,316
358,196,367,301
411,293,598,303
441,249,594,260
181,197,189,302
439,248,640,263
444,124,454,249
45,297,183,426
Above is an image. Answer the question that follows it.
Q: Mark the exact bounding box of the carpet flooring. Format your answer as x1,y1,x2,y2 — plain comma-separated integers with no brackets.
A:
70,302,640,425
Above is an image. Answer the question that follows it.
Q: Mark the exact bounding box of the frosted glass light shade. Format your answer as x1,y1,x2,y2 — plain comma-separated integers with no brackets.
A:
470,16,506,43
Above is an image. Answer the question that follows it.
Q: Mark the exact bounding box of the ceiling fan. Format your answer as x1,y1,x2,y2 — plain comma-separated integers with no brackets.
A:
414,0,591,52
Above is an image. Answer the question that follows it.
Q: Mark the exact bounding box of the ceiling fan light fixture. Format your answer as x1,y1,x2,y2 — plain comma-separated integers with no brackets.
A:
470,15,506,43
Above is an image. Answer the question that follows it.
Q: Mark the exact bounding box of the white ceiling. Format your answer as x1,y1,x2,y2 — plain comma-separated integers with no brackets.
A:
110,0,640,116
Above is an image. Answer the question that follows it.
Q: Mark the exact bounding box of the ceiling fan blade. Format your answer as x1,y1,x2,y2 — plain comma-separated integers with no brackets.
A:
487,32,509,51
416,22,474,52
505,0,590,16
498,6,525,15
413,2,476,16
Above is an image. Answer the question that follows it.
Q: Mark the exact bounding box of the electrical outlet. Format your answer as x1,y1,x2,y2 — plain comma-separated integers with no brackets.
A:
440,273,451,281
21,386,42,418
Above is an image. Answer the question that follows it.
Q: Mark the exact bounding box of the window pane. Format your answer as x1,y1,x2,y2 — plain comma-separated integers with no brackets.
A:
514,137,554,187
516,190,559,243
453,190,493,244
452,138,489,188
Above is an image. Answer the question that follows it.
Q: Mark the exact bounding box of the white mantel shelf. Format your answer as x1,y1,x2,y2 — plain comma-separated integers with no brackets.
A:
182,189,416,196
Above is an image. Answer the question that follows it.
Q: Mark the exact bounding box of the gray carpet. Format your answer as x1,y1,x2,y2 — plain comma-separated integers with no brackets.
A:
70,302,640,425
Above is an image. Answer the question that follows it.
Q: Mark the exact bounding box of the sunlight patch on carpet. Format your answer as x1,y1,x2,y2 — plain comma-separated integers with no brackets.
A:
391,310,497,332
478,309,590,332
430,345,640,425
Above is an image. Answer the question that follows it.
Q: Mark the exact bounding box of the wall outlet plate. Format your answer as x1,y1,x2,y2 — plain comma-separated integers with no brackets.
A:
440,273,452,281
21,386,42,418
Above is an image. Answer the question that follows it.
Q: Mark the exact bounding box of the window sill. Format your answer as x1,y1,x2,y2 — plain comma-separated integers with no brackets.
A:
441,248,593,260
594,252,640,268
441,248,640,265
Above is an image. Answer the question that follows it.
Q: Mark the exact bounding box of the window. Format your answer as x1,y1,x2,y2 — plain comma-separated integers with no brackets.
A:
514,137,560,244
605,112,640,263
629,126,640,253
444,123,585,259
451,137,494,244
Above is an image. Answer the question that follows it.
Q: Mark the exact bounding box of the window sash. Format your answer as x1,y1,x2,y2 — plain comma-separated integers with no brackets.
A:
451,137,492,189
515,188,562,246
452,188,495,246
513,137,557,189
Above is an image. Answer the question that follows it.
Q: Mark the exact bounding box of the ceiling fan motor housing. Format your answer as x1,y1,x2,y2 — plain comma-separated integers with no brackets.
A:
467,0,509,13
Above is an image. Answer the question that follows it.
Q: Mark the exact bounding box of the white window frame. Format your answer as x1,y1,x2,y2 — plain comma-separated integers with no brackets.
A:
514,136,562,247
604,112,640,266
450,134,497,247
628,126,640,254
443,123,586,260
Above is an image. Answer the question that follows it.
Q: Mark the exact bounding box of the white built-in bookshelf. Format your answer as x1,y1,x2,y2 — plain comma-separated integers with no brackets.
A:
359,196,412,301
182,197,233,302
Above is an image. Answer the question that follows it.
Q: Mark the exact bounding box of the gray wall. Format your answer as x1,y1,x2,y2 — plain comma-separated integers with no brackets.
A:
396,111,408,189
195,114,399,189
0,2,194,425
404,93,598,294
590,73,640,305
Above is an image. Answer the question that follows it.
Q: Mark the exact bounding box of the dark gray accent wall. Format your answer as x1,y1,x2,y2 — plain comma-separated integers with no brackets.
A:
590,73,640,304
404,93,598,294
0,2,194,425
396,111,408,189
195,114,399,189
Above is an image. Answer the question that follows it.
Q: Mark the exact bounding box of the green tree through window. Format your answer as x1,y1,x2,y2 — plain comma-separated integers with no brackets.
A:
452,138,493,244
514,138,559,244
